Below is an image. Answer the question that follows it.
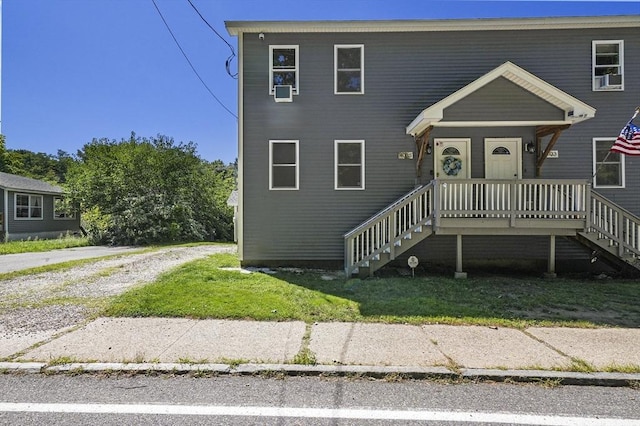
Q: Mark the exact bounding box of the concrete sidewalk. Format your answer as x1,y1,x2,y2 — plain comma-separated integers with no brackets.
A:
2,318,639,385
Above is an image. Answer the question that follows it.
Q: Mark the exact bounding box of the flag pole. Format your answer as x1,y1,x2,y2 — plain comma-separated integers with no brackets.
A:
592,107,640,179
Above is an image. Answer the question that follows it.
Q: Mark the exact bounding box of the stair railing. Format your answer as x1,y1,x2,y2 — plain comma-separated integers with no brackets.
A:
344,182,434,275
588,190,640,258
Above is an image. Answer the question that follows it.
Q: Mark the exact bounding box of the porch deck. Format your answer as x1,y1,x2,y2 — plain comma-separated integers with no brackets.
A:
344,179,640,276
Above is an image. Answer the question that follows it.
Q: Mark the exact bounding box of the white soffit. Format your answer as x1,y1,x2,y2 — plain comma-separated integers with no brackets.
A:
405,61,596,136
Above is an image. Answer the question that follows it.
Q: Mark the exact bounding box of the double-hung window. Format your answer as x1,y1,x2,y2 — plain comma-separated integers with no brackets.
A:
334,45,364,94
270,45,299,94
54,197,76,220
269,140,299,190
335,140,365,190
593,138,624,188
15,194,43,219
592,40,624,91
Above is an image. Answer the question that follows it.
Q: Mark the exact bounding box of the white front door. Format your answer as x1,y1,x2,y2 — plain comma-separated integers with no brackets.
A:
484,138,522,179
434,138,471,179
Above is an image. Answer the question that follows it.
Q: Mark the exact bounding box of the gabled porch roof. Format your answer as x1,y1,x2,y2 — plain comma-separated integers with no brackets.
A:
406,61,596,136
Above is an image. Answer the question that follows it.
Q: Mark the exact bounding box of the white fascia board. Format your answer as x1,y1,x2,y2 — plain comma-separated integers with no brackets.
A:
431,121,573,127
406,61,596,135
225,15,640,36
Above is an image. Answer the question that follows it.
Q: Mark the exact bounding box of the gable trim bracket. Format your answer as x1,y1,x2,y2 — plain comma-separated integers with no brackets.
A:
535,124,571,177
414,126,434,180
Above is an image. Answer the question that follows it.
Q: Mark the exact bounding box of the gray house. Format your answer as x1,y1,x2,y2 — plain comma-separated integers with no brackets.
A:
0,172,81,241
226,15,640,276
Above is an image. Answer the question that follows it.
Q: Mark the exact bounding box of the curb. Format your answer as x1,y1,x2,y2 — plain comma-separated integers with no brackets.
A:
2,362,639,387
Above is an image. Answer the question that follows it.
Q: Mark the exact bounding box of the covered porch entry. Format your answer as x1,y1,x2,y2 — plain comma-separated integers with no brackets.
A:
345,62,605,277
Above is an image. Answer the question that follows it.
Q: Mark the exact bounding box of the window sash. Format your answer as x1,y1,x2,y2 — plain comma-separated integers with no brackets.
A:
593,138,624,188
269,141,299,190
335,45,364,94
269,46,299,94
335,140,365,190
592,40,624,91
15,193,44,219
54,197,76,220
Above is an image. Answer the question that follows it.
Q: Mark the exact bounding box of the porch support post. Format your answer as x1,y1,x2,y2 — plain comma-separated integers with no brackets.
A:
544,235,557,279
454,234,467,279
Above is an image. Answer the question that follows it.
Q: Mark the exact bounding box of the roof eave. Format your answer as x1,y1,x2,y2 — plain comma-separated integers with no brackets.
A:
226,15,640,36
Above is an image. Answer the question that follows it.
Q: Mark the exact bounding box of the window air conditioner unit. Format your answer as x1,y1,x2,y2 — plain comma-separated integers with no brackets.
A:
597,74,622,89
274,85,293,102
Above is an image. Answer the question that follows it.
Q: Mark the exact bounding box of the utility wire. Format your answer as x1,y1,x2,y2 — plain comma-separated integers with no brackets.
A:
185,0,238,79
150,0,237,119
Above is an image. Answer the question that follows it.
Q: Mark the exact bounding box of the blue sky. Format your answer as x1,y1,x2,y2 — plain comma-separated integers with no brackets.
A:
2,1,639,163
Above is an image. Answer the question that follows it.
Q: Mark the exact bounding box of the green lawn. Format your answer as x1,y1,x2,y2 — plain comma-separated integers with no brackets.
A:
0,235,91,255
104,252,640,328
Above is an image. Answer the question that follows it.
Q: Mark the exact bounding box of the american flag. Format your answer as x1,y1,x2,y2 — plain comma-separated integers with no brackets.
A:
610,122,640,156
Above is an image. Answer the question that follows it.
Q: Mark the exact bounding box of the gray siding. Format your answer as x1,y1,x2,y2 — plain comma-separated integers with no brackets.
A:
6,191,81,240
241,26,640,264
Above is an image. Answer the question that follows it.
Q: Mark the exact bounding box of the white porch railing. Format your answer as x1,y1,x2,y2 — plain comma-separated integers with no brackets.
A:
344,179,591,275
436,179,589,223
587,191,640,259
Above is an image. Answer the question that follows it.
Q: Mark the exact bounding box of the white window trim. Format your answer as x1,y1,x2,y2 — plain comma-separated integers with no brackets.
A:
592,40,624,91
269,140,299,190
593,137,625,188
14,193,44,221
269,45,299,95
334,44,364,95
53,196,77,220
335,140,365,190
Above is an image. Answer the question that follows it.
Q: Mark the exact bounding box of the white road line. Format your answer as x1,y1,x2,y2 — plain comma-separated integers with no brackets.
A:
1,403,639,425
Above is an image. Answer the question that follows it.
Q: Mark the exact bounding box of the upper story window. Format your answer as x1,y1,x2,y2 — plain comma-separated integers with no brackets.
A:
593,138,624,188
269,140,299,190
335,45,364,94
592,40,624,91
15,193,43,220
54,197,77,220
335,140,365,190
270,45,299,95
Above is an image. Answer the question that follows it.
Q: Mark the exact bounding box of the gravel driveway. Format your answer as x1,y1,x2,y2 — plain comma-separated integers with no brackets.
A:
0,244,236,357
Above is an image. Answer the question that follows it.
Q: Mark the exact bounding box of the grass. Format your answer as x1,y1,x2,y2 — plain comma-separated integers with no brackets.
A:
103,252,640,328
0,235,91,255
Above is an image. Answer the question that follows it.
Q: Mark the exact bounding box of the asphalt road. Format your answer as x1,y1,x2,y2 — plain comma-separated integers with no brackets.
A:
0,375,638,425
0,246,139,273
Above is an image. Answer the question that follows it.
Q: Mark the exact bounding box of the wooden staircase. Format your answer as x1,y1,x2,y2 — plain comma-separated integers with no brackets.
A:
344,179,640,277
344,182,435,277
576,190,640,273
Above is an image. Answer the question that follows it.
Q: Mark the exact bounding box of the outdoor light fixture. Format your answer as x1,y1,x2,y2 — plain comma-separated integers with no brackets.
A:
525,142,536,154
259,33,265,40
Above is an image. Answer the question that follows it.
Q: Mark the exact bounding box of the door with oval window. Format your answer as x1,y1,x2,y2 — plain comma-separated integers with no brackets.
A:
434,139,471,179
484,138,521,179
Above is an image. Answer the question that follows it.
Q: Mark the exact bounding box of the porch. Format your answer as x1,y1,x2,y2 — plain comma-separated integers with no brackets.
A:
344,179,640,277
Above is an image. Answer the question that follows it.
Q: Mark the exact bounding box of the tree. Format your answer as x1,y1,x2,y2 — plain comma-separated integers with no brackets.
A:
67,133,234,245
0,135,73,184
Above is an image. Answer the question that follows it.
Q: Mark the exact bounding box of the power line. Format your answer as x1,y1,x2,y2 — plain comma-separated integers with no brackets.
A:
185,0,237,79
150,0,237,120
